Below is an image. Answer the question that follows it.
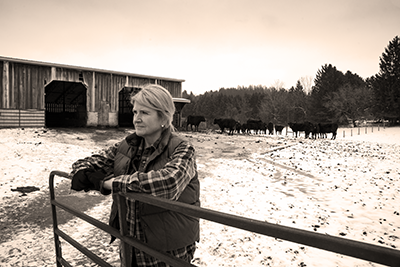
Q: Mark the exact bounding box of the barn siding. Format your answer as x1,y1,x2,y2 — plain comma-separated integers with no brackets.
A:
158,80,182,97
53,67,81,82
111,74,126,112
125,76,156,89
95,72,112,110
2,62,50,110
38,65,50,109
1,61,5,108
81,71,94,112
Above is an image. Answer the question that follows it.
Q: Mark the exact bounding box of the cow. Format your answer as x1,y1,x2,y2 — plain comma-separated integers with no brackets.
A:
274,125,285,135
318,123,339,140
288,122,315,138
240,122,249,134
186,115,205,132
246,119,265,134
213,118,238,135
259,122,268,135
312,124,320,139
234,121,243,134
267,122,274,135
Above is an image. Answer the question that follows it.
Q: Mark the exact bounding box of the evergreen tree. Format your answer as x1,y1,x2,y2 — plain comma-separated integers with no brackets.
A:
321,71,370,125
369,36,400,123
310,64,345,121
323,83,373,125
181,90,196,117
287,81,310,123
247,92,264,119
232,94,252,123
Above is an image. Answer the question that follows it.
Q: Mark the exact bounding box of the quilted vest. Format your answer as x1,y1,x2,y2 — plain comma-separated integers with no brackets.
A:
109,129,200,251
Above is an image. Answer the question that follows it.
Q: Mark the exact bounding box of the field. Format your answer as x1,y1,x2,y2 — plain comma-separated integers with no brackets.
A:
0,126,399,266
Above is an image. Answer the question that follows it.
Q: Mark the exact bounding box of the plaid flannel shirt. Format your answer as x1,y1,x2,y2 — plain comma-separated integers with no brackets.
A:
71,132,197,266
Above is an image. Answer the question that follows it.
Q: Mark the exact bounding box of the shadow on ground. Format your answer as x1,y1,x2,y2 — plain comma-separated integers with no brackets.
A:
1,180,109,243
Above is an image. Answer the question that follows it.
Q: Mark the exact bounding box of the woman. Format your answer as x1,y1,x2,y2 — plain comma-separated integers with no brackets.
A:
70,84,200,266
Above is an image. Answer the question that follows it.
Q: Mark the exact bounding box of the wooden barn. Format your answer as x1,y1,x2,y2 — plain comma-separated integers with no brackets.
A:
0,56,190,128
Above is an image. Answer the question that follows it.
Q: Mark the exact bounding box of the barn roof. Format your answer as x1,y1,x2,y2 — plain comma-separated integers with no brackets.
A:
0,56,185,82
172,98,191,104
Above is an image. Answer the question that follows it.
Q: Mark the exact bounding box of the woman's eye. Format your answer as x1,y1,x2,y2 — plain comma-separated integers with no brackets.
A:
133,110,149,115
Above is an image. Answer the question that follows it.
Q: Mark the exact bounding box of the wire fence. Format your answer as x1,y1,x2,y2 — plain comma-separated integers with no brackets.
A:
340,124,385,138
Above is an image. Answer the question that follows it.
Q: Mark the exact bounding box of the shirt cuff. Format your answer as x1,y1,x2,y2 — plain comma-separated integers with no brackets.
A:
99,175,113,195
112,174,139,194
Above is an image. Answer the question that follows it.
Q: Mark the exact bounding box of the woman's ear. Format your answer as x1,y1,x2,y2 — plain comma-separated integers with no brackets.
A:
161,118,169,128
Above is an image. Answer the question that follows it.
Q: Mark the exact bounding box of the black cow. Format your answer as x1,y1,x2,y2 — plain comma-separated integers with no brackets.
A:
259,122,268,135
318,123,339,140
234,121,243,134
311,124,320,139
213,118,237,135
246,119,265,134
267,122,274,135
274,125,285,135
288,122,315,138
240,122,249,134
186,115,205,131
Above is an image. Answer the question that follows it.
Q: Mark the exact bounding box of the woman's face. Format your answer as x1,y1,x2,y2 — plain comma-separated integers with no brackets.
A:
133,102,165,146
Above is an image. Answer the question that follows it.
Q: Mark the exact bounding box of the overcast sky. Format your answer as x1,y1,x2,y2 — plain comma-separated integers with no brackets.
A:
1,0,399,95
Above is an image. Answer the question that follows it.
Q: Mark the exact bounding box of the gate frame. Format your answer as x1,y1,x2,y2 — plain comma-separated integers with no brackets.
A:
49,170,400,266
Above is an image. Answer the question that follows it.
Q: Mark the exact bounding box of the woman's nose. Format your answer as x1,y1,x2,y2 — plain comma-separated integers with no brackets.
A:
134,115,142,123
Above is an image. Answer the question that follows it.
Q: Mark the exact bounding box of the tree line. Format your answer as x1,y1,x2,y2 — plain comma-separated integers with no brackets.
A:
181,36,400,127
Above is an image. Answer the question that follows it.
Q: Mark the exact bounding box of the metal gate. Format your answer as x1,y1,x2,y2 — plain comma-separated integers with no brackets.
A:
49,170,400,266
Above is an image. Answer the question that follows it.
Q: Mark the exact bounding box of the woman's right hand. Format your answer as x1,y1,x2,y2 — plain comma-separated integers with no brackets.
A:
70,169,94,192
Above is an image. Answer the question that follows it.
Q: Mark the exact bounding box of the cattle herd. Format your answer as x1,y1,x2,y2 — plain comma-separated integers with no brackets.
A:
185,115,339,140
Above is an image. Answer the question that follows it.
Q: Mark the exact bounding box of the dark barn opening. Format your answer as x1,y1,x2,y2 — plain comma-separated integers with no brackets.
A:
118,87,141,127
45,81,87,127
172,98,191,129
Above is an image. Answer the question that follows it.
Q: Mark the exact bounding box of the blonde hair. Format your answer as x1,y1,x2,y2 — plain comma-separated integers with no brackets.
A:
131,84,176,131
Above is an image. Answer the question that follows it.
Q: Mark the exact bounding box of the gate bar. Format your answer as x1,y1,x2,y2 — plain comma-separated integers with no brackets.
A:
55,228,113,267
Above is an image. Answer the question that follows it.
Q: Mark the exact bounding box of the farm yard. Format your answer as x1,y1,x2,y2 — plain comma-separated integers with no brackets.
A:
0,126,399,266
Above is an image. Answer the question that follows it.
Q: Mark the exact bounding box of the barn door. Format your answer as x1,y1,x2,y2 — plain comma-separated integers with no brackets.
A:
118,87,141,127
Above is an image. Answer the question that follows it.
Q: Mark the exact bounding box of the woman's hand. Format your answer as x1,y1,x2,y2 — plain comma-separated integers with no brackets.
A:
71,169,94,192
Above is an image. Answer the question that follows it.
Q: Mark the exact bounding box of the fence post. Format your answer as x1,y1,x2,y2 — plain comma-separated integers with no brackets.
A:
358,127,360,135
49,172,64,267
365,127,367,134
343,130,345,138
117,194,132,267
351,129,353,137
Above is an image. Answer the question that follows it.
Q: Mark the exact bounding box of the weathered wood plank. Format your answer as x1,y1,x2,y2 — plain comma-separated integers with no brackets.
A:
2,61,9,108
0,109,45,127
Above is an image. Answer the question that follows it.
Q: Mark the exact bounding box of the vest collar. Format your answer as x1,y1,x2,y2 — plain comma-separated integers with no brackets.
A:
125,128,172,152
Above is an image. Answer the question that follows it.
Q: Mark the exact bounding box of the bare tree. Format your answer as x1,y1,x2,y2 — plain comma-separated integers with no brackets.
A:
299,76,314,94
271,79,285,90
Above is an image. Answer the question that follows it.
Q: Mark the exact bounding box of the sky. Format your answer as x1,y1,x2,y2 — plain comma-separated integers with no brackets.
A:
1,0,399,95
